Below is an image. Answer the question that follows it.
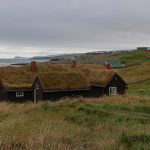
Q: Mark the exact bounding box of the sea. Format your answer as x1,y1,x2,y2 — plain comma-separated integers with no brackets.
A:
0,58,50,67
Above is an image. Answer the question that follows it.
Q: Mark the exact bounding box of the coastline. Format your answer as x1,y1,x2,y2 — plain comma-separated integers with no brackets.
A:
0,58,50,67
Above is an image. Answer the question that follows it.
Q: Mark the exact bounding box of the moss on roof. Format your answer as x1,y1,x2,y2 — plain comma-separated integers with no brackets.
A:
0,64,120,90
39,72,90,91
0,66,36,90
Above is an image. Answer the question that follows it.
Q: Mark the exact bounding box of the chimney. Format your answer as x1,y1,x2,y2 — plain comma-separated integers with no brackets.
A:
31,61,37,73
71,58,77,67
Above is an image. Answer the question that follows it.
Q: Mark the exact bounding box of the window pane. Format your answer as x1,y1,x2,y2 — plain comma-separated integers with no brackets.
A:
109,87,117,96
16,91,24,97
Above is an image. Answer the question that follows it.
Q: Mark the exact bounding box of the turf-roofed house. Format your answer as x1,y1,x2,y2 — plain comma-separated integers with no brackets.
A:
0,62,127,102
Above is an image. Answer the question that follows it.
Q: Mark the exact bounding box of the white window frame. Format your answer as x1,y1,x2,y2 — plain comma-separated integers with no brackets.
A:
16,91,24,97
109,87,117,96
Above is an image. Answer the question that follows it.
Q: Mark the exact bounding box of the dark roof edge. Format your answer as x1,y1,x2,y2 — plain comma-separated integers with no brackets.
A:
91,84,106,88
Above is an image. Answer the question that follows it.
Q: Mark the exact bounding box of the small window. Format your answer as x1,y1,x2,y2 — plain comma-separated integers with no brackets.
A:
109,87,117,96
16,91,24,97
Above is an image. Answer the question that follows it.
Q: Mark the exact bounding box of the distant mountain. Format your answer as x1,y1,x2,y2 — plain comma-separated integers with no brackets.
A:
49,53,85,59
30,53,85,60
14,56,28,59
30,55,56,60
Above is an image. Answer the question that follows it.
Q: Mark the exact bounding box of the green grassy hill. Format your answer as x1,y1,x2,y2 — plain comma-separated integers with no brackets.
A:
79,50,150,66
117,51,150,96
0,96,150,150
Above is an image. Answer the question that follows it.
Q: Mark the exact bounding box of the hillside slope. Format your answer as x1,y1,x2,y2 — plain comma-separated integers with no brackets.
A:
117,51,150,96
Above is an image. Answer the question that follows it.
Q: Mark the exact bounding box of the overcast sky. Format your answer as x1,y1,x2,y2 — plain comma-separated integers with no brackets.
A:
0,0,150,58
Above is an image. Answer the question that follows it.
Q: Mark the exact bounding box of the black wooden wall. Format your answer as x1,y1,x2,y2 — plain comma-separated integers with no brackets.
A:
0,82,7,101
106,74,126,95
7,91,33,102
43,89,89,100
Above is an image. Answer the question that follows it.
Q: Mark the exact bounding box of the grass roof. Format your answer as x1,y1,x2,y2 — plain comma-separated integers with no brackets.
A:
0,66,36,90
38,72,90,91
0,64,119,90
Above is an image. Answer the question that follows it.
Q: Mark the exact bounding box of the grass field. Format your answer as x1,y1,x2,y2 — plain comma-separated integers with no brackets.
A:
0,96,150,150
0,50,150,150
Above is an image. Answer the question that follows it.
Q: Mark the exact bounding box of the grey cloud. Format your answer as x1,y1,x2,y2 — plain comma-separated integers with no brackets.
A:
0,0,150,57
